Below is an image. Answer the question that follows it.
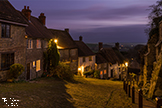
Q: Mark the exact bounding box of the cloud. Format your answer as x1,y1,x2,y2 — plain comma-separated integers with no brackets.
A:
71,24,148,43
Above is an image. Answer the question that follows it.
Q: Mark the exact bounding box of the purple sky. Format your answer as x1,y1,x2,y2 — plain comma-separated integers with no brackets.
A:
9,0,156,43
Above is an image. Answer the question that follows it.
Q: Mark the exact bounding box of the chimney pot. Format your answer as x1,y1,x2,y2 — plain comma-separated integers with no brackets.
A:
65,28,69,33
22,6,31,21
39,13,46,25
115,42,119,50
99,42,103,50
79,36,82,41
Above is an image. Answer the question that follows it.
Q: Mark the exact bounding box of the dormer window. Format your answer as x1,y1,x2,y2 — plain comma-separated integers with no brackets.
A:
1,23,10,38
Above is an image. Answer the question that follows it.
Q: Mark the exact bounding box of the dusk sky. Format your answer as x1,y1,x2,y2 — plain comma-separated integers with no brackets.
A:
9,0,156,43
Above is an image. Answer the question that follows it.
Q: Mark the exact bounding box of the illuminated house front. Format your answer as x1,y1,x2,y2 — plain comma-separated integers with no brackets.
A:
75,36,95,76
96,42,126,79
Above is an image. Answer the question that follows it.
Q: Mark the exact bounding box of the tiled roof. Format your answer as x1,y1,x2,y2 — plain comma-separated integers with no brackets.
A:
98,48,125,64
0,0,27,25
75,41,95,57
49,29,77,49
96,53,107,64
25,16,53,39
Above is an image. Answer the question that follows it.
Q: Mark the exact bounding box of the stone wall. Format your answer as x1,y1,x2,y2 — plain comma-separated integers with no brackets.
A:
59,48,78,73
0,24,26,81
26,39,47,80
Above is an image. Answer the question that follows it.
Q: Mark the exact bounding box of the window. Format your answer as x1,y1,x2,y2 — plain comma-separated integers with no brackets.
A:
44,40,48,48
1,53,14,70
33,61,36,67
83,57,85,62
104,70,106,74
1,23,10,38
89,56,92,61
36,60,41,71
27,39,33,49
36,39,41,48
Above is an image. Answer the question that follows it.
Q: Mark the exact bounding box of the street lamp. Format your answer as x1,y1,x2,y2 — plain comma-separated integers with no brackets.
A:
54,39,58,43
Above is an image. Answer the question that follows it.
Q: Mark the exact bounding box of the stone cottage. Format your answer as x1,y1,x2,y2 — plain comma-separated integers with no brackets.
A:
96,52,108,79
49,29,78,73
0,0,28,81
97,42,126,79
75,36,95,76
21,6,53,80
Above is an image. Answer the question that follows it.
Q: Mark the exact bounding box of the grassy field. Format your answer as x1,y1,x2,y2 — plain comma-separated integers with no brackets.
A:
0,76,137,108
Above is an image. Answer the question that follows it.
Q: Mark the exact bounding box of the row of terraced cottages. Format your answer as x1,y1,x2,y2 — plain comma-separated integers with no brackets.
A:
0,0,127,81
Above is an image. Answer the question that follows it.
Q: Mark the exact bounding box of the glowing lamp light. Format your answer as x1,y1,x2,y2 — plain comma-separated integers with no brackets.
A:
78,68,81,71
25,35,28,39
54,39,58,43
125,62,128,67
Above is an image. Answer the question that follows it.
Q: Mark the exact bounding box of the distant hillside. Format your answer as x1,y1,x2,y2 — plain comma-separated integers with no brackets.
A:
86,43,112,53
121,44,145,63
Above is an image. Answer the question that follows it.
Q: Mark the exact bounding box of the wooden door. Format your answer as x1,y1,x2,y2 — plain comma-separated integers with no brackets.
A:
27,63,30,80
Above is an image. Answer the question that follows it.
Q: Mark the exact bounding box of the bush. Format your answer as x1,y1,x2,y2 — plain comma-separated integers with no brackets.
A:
50,62,74,81
83,70,94,76
8,63,24,79
94,70,100,78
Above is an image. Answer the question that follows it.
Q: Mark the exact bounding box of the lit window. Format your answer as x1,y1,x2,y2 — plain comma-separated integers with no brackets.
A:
36,60,41,71
100,71,103,75
27,39,33,49
104,70,106,74
33,61,36,67
1,23,10,38
36,39,41,48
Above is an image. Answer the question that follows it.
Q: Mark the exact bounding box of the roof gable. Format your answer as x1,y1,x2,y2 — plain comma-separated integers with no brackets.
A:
75,41,95,57
98,48,125,64
25,16,53,39
49,29,77,49
0,0,27,25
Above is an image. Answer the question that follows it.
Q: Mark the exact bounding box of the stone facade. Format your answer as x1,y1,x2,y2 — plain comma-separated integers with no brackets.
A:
59,48,78,73
0,23,26,81
143,34,158,86
97,63,108,79
26,38,48,80
147,21,162,98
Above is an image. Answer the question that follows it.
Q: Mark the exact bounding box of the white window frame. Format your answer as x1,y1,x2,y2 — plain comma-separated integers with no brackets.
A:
27,39,33,49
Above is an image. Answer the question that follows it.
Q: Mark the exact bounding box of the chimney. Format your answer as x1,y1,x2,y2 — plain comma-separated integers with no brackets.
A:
65,28,69,33
115,42,119,50
99,42,103,50
22,6,32,21
39,13,46,25
79,36,82,41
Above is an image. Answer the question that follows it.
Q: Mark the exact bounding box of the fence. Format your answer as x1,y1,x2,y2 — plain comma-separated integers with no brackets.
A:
123,80,162,108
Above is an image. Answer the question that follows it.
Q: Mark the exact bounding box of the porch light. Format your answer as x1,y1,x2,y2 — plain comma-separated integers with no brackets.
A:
125,62,128,67
78,68,81,71
54,39,58,43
